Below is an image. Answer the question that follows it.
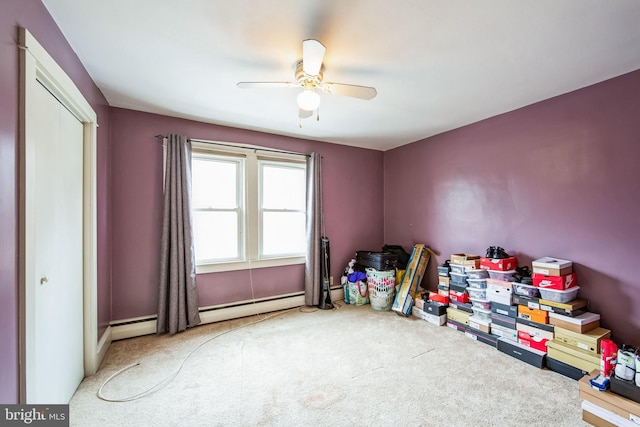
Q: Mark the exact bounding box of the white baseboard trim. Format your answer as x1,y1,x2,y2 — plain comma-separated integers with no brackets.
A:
95,326,112,370
110,288,344,342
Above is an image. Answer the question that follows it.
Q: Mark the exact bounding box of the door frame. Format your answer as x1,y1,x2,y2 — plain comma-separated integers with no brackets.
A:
19,27,101,402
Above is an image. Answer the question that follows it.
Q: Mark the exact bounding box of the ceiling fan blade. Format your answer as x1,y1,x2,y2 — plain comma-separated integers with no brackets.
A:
302,39,326,76
237,82,298,89
320,83,377,100
298,108,313,119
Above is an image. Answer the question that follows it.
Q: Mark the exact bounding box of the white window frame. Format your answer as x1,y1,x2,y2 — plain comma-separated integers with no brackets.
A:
191,153,245,264
188,141,307,274
258,160,307,259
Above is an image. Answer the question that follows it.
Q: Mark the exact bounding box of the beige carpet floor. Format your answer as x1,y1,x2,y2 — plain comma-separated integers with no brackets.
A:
70,303,589,426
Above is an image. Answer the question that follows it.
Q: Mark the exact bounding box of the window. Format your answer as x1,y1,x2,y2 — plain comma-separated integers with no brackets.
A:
190,142,307,273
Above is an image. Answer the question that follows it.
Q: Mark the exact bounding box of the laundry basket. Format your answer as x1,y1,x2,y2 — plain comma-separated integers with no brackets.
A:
366,268,396,311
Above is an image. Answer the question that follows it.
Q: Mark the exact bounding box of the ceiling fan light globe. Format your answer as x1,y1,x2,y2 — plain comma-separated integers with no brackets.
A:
297,89,320,111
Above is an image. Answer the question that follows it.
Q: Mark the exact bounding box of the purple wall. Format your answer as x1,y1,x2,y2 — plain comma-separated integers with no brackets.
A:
110,108,383,320
384,69,640,346
0,0,111,403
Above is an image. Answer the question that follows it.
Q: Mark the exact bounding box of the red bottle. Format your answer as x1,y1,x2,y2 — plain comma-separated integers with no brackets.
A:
600,339,618,378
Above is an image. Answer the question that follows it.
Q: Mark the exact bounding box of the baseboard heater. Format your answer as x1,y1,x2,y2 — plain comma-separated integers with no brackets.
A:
110,287,344,341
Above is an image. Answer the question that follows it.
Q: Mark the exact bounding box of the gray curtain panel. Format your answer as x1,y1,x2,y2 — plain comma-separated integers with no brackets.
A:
157,134,201,334
304,152,323,306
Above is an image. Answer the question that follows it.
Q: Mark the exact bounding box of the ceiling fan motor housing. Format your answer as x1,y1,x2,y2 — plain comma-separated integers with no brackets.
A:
295,60,323,90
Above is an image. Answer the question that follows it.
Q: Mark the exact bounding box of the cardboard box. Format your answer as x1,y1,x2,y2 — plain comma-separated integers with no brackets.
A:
610,375,640,405
446,318,466,333
486,279,514,306
516,317,555,334
465,328,498,348
512,294,541,310
547,340,600,373
548,311,600,334
532,272,578,290
446,306,471,325
491,312,517,329
491,302,518,318
547,356,588,381
532,257,573,276
437,284,448,294
517,330,548,353
516,321,555,341
428,291,449,305
425,313,447,326
490,323,518,342
438,276,450,287
414,297,425,310
517,305,549,324
449,283,467,293
412,307,447,326
393,244,431,316
579,370,640,422
449,289,470,304
581,400,634,427
468,315,491,334
448,300,473,313
554,326,611,354
450,253,480,265
480,256,518,271
497,338,546,369
538,298,588,317
423,300,448,316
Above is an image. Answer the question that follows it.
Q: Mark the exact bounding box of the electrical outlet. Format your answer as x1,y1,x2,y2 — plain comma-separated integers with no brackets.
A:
330,276,334,286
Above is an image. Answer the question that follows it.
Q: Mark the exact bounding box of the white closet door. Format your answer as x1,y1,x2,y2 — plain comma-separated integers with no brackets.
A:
29,81,84,403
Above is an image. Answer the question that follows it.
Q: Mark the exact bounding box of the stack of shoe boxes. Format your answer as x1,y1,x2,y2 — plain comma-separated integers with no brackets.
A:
413,292,447,326
527,257,609,378
481,252,546,368
484,254,517,346
413,260,450,326
445,254,479,333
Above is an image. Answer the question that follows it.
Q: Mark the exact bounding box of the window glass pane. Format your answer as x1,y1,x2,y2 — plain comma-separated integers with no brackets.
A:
192,158,238,209
193,211,239,261
262,212,305,256
261,164,305,210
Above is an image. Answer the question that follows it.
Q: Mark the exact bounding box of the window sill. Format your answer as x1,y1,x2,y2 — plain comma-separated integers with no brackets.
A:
196,256,306,274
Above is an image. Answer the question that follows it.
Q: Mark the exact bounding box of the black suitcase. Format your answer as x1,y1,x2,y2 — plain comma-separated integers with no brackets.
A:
355,251,398,271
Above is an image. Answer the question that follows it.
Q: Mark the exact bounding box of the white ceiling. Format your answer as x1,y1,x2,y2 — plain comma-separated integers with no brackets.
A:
42,0,640,151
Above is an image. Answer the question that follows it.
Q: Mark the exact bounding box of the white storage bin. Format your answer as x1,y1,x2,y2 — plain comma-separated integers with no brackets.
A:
487,270,516,281
467,269,489,279
538,286,580,303
449,271,468,283
470,298,491,310
467,278,487,289
467,287,487,300
512,282,540,298
449,265,467,274
471,306,492,321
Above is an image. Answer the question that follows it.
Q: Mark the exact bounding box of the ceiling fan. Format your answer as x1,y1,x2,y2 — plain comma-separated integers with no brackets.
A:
237,39,377,125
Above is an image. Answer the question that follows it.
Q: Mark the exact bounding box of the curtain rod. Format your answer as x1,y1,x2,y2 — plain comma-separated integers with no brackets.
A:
155,135,310,158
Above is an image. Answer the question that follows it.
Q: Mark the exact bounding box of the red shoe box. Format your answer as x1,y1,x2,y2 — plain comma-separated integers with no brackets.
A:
428,291,449,305
532,272,577,290
449,289,470,304
518,330,549,353
480,256,517,271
